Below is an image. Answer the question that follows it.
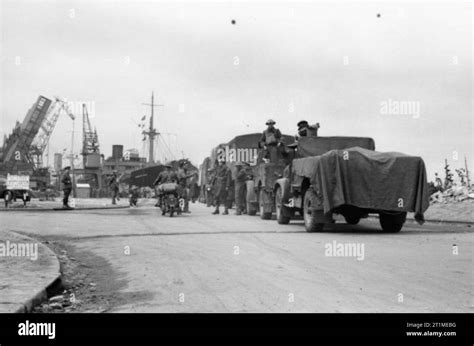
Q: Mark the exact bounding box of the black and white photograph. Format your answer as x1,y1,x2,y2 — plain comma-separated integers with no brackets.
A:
0,0,472,344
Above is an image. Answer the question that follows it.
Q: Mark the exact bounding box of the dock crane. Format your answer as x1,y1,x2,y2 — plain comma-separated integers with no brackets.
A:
81,104,101,168
1,96,75,172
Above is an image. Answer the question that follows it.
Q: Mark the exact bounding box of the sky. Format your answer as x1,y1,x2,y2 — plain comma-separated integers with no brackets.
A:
1,0,472,181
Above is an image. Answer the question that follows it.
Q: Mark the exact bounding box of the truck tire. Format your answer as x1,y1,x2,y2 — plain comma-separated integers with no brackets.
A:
344,216,360,225
379,212,406,233
275,186,290,224
259,189,272,220
303,190,324,232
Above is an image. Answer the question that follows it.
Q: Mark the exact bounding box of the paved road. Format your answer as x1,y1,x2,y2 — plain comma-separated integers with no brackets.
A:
1,202,472,313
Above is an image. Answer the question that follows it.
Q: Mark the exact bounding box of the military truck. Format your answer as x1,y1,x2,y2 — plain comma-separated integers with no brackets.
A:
203,132,294,214
244,134,294,218
273,136,429,232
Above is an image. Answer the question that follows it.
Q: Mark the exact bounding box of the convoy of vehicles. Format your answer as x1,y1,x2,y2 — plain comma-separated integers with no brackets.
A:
200,129,429,233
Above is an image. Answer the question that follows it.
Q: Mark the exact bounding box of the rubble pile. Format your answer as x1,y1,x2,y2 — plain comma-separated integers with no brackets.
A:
430,186,474,204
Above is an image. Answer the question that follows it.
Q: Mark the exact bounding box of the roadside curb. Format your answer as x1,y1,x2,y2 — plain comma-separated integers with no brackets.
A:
0,205,130,212
2,231,62,313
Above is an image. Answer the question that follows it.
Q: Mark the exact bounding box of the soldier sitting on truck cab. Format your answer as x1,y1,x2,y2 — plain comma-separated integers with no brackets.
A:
260,119,285,163
296,120,320,138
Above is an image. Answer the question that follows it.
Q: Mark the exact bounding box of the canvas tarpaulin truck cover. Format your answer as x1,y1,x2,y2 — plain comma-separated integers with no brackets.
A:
292,147,429,223
296,136,375,158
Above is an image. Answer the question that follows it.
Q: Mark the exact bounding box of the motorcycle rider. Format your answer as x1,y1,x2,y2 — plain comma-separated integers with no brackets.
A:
153,165,178,211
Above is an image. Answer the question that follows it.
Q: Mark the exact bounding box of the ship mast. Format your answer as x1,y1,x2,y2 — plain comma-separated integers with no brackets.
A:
142,92,163,164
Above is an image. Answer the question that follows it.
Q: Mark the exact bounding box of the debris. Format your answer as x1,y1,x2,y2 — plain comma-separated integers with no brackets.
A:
430,185,473,204
48,295,64,303
49,302,63,309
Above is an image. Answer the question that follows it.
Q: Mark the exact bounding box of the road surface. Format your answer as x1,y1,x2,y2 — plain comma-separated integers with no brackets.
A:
1,201,472,313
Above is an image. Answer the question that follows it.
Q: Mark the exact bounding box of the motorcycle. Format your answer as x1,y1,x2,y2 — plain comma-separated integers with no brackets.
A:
159,183,185,217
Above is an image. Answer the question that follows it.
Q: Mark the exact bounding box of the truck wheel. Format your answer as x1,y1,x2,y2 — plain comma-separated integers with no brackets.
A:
303,190,324,232
379,212,406,232
275,187,290,224
344,216,360,225
259,190,272,220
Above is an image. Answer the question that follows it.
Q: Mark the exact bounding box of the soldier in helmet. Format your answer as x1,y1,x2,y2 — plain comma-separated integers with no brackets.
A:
234,162,253,215
297,120,320,138
61,166,73,209
177,160,194,213
108,170,121,205
205,167,216,207
154,165,177,207
211,159,232,215
260,119,283,162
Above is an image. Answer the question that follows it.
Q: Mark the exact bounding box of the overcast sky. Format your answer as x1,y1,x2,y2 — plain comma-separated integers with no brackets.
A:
1,0,472,180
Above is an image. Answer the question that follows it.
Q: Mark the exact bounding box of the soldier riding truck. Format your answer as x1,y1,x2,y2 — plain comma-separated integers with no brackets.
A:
273,136,429,232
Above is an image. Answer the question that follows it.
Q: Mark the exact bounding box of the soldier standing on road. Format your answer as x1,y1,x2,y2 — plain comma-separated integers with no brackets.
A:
205,167,216,207
234,162,253,215
109,170,120,205
212,160,231,215
177,160,193,213
61,166,73,209
260,119,283,162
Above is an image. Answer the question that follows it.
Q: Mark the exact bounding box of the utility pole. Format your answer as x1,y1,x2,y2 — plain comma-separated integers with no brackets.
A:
142,92,163,165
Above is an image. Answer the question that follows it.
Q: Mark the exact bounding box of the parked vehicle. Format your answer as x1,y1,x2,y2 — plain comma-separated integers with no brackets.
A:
273,136,429,233
0,174,31,207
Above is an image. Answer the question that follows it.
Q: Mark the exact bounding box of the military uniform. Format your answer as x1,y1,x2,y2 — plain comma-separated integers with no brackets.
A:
205,168,216,207
177,167,193,213
260,119,283,163
234,163,253,215
109,172,120,205
154,169,178,186
61,168,73,209
129,186,139,207
297,120,320,138
154,168,178,207
212,163,232,215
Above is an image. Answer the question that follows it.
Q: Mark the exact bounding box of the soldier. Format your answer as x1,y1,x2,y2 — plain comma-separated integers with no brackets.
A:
211,160,231,215
205,167,216,207
153,165,177,207
260,119,283,162
61,166,73,209
189,171,199,203
234,162,253,215
177,160,195,213
297,120,320,138
129,185,139,207
109,170,120,205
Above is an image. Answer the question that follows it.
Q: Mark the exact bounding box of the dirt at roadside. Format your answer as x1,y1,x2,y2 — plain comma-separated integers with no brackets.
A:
31,240,145,313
